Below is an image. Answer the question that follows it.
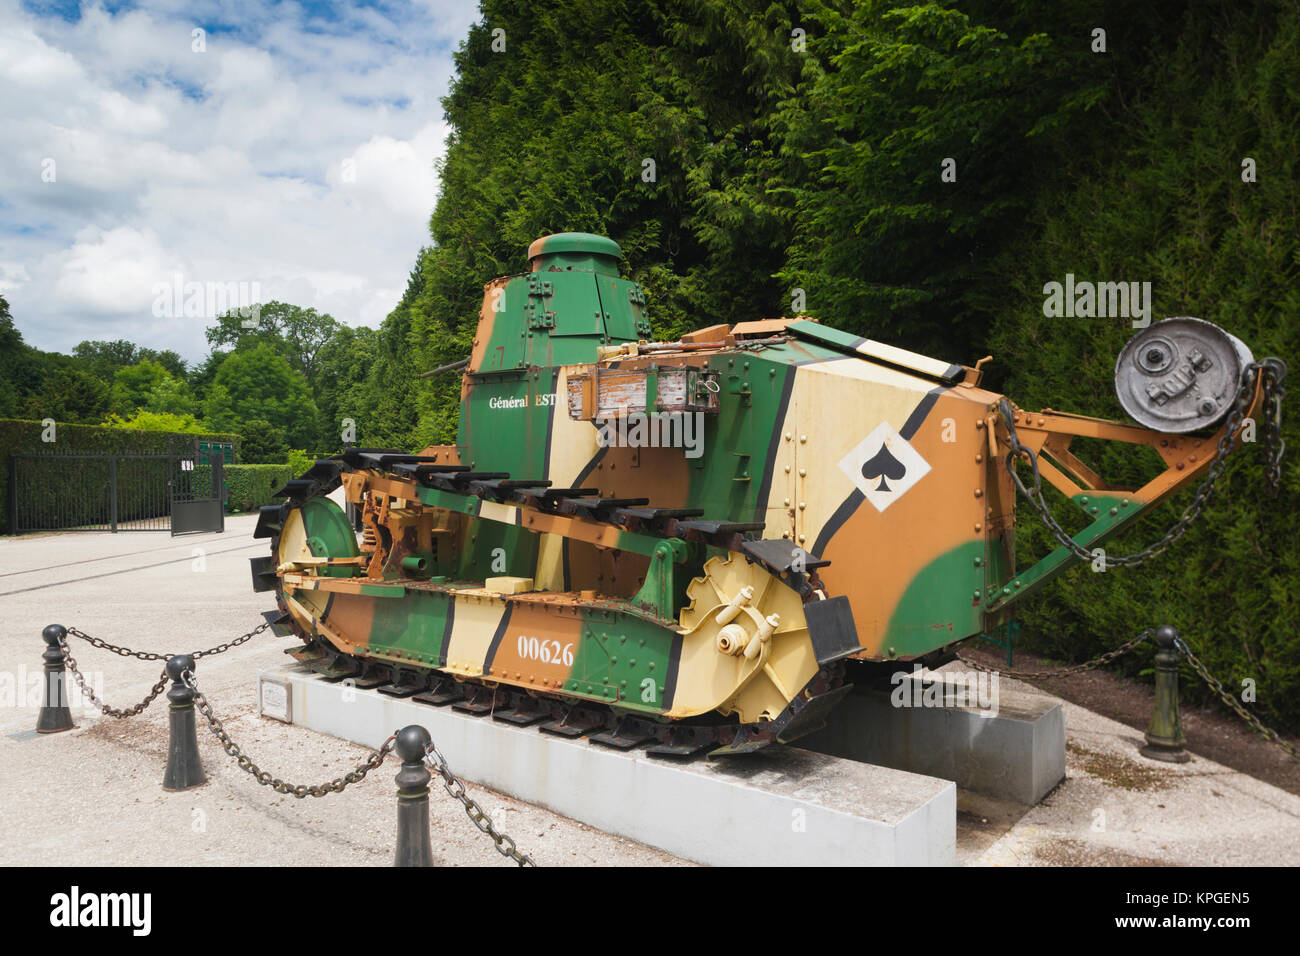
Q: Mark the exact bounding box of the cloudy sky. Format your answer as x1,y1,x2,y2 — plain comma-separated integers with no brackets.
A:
0,0,481,364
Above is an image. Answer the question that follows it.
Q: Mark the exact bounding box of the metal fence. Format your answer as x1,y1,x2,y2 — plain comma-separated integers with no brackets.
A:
7,449,226,534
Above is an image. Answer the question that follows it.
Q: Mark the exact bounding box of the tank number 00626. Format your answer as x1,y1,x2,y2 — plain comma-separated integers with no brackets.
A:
516,635,575,666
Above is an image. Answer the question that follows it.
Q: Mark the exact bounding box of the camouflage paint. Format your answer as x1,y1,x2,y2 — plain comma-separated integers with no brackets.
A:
268,231,1245,733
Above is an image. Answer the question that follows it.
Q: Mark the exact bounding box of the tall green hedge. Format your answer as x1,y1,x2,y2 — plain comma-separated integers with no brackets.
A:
212,464,296,513
1,418,240,533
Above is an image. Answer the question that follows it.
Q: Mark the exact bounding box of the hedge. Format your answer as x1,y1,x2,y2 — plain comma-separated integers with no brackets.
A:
1,419,241,534
207,463,296,513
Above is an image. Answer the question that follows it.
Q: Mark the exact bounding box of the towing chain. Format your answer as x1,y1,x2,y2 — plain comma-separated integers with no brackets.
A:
65,621,272,662
58,636,169,718
423,740,536,866
957,629,1152,680
183,669,397,797
1002,358,1286,568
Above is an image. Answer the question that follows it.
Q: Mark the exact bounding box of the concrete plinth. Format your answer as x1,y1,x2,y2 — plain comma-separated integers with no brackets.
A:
259,666,956,866
799,667,1065,805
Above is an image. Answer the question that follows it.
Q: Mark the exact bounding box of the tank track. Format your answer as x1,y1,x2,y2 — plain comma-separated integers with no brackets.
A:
256,448,848,757
278,632,847,757
256,448,832,598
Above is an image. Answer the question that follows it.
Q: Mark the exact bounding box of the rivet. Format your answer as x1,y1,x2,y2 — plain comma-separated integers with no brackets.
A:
798,534,806,543
1110,507,1118,516
975,454,983,463
973,557,982,567
784,498,790,506
799,435,807,443
974,489,983,498
974,523,982,532
798,502,806,510
976,420,985,429
798,468,806,477
1080,496,1089,505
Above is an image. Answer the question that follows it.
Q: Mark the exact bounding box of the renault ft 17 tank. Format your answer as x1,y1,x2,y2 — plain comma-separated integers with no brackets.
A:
250,232,1285,756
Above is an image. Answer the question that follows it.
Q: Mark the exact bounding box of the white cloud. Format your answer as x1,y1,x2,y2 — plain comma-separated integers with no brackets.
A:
52,224,182,314
0,0,476,363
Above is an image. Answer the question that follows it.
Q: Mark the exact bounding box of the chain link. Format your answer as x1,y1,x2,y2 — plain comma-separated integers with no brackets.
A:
957,629,1153,680
183,669,396,797
959,630,1298,760
423,740,536,866
1175,640,1300,760
58,636,169,718
1002,360,1285,569
65,621,272,662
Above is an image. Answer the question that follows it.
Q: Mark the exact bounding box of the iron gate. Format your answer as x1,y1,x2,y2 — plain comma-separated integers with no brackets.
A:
8,446,227,535
171,455,225,535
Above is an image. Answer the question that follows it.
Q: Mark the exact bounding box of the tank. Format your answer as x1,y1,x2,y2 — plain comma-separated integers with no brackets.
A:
249,232,1280,756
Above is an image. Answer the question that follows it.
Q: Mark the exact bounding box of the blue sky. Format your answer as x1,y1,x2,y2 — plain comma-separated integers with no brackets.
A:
0,0,483,363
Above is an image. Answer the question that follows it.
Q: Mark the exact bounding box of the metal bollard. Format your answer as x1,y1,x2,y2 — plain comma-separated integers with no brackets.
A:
36,625,75,734
162,655,208,790
393,724,434,867
1140,625,1191,763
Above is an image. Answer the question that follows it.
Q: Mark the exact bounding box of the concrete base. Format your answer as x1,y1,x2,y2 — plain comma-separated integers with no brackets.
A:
260,666,957,866
799,667,1065,805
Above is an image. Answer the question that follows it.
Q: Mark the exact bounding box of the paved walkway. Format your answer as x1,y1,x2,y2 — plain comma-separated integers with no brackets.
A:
0,515,683,866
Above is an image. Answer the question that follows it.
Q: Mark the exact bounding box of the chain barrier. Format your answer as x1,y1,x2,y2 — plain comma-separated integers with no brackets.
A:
1174,638,1300,760
65,621,272,662
1001,359,1286,568
182,668,397,797
957,629,1152,680
957,629,1298,760
423,740,536,866
58,636,169,718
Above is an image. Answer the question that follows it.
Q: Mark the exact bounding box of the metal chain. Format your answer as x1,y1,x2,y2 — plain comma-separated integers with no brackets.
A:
58,636,169,718
959,629,1298,759
957,629,1152,680
183,669,397,797
423,740,536,866
65,621,271,662
1002,360,1285,568
1259,358,1287,494
1174,638,1300,760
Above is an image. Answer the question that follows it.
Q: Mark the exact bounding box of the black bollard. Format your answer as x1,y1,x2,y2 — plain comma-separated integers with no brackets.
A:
1140,625,1191,763
36,625,75,734
394,725,434,867
162,655,208,790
